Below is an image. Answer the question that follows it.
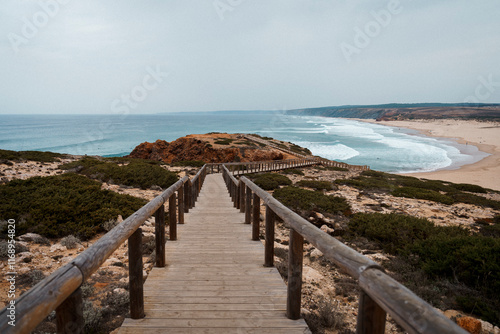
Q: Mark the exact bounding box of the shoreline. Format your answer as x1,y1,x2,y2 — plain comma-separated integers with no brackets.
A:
358,119,500,191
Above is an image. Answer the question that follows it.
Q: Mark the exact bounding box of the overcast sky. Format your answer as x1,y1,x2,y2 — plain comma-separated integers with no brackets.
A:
1,0,499,114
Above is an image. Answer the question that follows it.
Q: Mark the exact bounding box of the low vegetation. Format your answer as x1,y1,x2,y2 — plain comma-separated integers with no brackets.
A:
0,149,66,163
289,143,312,155
273,186,350,215
60,157,178,190
336,170,500,209
0,174,146,240
249,173,292,190
214,138,234,145
282,168,304,175
296,180,335,191
347,213,500,325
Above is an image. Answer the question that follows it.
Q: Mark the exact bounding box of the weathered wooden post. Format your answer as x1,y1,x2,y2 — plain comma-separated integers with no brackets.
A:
234,182,239,208
169,194,177,241
155,204,166,267
239,181,245,213
264,206,275,267
245,185,252,224
252,193,260,241
56,287,83,334
356,291,386,334
128,228,144,319
286,228,303,320
184,181,190,213
178,186,184,224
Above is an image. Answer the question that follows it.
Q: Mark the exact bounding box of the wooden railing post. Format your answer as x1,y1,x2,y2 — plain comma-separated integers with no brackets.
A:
245,185,252,224
356,290,386,334
155,205,166,267
178,186,184,224
286,228,304,320
56,287,83,334
235,183,240,209
184,181,190,213
128,228,144,319
264,206,275,267
191,180,196,208
252,193,260,240
239,181,245,213
169,194,177,240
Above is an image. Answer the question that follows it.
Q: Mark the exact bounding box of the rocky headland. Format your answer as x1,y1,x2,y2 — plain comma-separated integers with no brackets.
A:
127,133,296,163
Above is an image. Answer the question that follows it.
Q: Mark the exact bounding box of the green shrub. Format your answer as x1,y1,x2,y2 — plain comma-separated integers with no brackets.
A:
449,192,500,210
340,170,500,208
273,186,350,215
349,213,500,323
289,144,311,155
0,149,65,162
214,138,234,145
456,295,500,326
282,169,304,175
413,235,500,296
60,157,178,190
479,215,500,238
347,213,458,254
172,160,205,167
336,176,395,191
251,173,292,191
392,187,455,205
0,174,147,240
451,183,488,193
296,180,334,191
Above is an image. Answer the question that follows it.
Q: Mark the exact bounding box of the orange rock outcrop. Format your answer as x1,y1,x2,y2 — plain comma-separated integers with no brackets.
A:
127,137,284,163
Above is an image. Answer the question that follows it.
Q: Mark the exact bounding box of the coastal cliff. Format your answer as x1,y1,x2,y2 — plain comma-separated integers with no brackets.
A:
127,134,286,163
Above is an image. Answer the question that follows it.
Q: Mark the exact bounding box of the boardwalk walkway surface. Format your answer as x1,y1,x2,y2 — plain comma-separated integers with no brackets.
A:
118,174,311,333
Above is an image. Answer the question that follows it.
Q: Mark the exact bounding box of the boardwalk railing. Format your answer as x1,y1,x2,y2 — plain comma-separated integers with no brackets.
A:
205,158,318,175
0,165,208,334
222,165,467,334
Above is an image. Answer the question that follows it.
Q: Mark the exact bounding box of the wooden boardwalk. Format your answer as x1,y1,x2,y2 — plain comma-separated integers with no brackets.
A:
119,174,311,333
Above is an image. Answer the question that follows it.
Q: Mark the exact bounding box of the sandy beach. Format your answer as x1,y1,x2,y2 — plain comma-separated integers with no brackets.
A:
363,119,500,191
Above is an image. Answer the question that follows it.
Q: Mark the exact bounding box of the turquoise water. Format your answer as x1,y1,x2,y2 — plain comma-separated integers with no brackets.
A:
0,112,488,173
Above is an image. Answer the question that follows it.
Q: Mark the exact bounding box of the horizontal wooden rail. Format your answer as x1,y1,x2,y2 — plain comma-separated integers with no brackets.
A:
221,165,467,334
0,165,209,334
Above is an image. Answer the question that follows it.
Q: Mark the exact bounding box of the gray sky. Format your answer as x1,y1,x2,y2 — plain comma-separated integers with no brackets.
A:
1,0,499,114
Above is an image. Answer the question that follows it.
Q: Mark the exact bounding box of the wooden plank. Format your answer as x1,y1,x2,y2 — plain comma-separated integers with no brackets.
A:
140,310,288,319
118,174,309,333
144,303,287,312
143,290,286,297
119,328,310,334
121,318,306,328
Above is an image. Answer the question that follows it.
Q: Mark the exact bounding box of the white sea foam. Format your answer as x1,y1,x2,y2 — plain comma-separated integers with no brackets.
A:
295,142,360,160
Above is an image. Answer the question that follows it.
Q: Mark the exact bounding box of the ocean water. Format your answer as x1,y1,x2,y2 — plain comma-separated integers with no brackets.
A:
0,112,488,173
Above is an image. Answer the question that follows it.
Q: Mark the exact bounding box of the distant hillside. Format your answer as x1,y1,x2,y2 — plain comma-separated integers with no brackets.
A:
286,103,500,121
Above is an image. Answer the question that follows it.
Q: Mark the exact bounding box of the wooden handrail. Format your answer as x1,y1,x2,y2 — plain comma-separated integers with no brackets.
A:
221,165,467,334
0,165,209,334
